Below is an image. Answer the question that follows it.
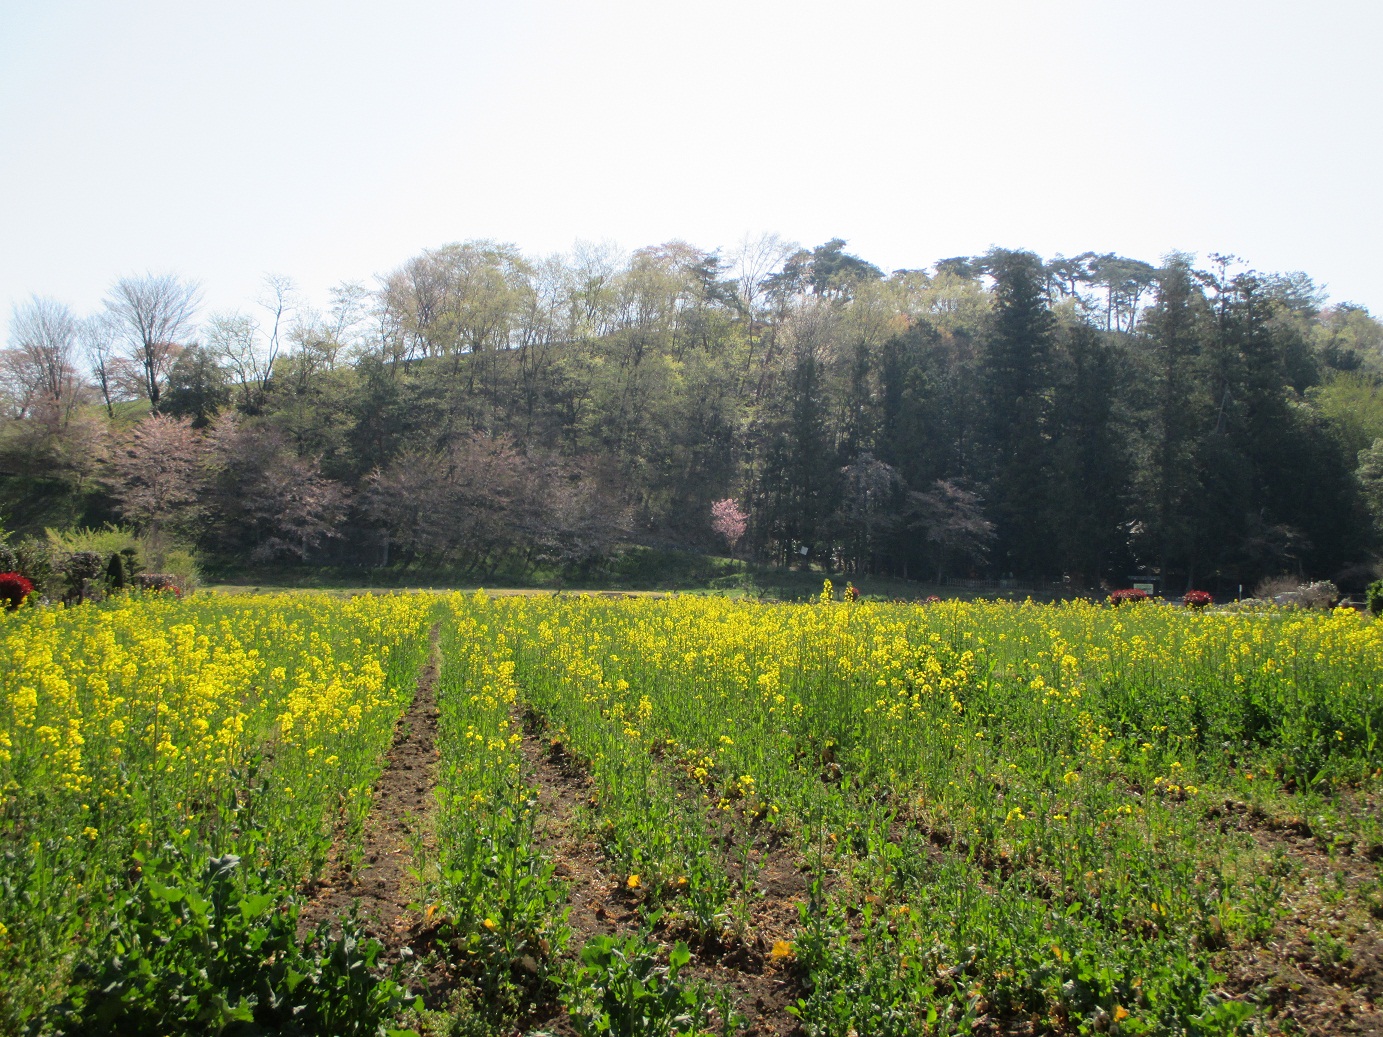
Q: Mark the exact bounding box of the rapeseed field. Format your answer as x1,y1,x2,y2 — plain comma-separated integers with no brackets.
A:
3,589,1378,1035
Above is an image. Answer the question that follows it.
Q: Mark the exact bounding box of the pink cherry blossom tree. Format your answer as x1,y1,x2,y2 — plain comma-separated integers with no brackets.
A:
710,498,748,558
108,413,205,568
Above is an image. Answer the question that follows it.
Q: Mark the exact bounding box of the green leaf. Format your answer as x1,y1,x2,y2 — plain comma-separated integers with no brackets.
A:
148,880,183,903
669,942,691,970
239,893,276,920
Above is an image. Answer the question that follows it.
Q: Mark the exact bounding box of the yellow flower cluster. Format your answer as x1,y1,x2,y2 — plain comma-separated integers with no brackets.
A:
0,591,434,859
0,590,436,1014
435,591,525,811
492,592,1383,900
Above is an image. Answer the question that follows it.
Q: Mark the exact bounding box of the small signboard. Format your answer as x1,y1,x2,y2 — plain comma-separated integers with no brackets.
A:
1133,582,1156,595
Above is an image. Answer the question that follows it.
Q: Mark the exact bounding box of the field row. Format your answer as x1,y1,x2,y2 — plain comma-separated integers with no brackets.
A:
2,592,1381,1035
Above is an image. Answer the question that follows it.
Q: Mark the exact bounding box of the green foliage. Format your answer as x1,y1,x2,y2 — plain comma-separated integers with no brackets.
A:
500,593,1383,1033
565,934,713,1037
162,546,203,591
424,600,572,998
0,521,15,573
43,527,152,599
162,344,231,428
39,525,199,593
60,550,104,601
1368,579,1383,615
13,536,56,594
45,524,145,565
786,863,1251,1037
1309,372,1383,459
982,248,1059,578
54,845,415,1036
5,242,1381,590
63,551,103,583
432,804,570,980
105,551,126,591
8,590,1381,1031
0,593,436,1028
597,549,739,590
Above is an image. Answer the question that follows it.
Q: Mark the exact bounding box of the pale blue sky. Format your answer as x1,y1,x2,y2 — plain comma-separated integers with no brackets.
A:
2,0,1380,325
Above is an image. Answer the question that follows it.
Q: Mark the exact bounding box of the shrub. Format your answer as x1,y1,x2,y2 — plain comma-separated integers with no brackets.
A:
45,525,144,567
162,547,202,593
1299,581,1340,609
1367,580,1383,616
0,572,33,610
138,574,182,597
105,552,126,593
63,551,105,603
1108,588,1150,606
64,551,104,583
13,537,55,596
1183,590,1213,609
120,546,144,583
1257,578,1339,609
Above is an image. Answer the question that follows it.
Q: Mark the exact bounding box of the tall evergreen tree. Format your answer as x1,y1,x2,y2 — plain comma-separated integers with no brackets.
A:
162,344,231,429
981,249,1056,578
752,306,837,566
1050,320,1128,584
1139,254,1207,590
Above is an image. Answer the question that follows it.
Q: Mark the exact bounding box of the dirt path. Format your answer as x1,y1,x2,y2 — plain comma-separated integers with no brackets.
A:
684,831,810,1037
299,624,441,965
518,711,641,943
515,708,806,1036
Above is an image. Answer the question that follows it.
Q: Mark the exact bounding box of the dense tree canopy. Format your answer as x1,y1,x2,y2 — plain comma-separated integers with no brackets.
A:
4,239,1382,593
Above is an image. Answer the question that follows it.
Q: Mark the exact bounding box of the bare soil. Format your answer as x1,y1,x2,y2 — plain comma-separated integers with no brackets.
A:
1211,797,1383,1035
298,624,441,968
516,712,808,1036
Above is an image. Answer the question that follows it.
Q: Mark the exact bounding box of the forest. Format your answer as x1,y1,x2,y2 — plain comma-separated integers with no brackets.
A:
4,237,1383,596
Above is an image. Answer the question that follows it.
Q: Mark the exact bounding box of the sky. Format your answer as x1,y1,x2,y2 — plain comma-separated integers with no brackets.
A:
1,0,1380,327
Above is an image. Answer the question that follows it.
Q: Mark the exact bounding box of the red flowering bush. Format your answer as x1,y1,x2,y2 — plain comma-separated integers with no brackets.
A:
1183,589,1213,609
1108,588,1150,606
138,574,182,597
0,572,34,610
924,595,942,604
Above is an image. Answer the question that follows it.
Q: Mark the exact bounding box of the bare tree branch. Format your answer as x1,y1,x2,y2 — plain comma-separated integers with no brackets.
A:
4,296,85,430
104,274,202,410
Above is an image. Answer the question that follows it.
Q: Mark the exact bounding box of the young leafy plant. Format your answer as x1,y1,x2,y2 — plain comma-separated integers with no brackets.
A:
565,934,713,1037
54,845,415,1037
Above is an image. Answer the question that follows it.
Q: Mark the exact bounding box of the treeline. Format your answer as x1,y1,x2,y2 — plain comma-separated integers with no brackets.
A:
4,237,1383,593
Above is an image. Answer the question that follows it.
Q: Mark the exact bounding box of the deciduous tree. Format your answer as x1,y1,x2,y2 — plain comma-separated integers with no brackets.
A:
205,416,347,561
105,274,201,410
906,479,995,582
3,296,85,431
107,414,205,567
710,497,748,556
